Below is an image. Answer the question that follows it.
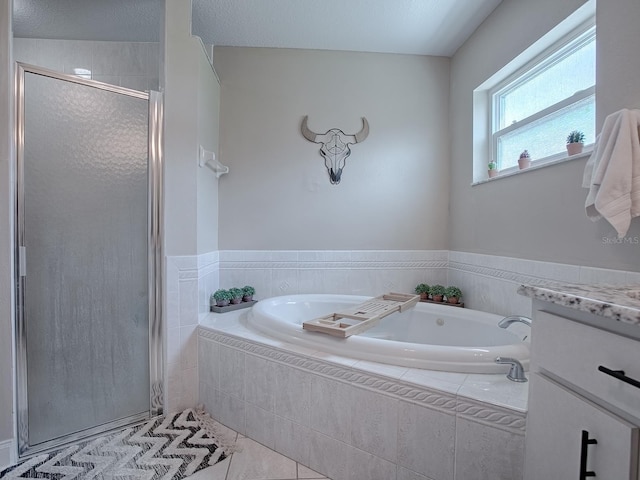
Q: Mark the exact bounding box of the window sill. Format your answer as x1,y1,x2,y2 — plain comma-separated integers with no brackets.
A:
471,149,592,186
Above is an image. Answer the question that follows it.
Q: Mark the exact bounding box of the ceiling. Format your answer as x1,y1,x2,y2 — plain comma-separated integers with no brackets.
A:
13,0,502,57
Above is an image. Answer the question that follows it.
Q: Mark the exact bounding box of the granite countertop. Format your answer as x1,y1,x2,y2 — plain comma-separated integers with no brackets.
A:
518,283,640,326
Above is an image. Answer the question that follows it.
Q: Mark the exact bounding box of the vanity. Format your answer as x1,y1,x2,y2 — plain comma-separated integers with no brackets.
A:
519,284,640,480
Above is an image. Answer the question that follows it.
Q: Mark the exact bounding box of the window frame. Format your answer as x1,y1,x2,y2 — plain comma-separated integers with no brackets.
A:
488,22,596,174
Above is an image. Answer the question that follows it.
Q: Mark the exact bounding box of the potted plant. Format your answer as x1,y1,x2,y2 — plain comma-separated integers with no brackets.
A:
566,130,585,156
488,161,499,178
228,287,244,304
444,286,462,304
242,285,255,302
212,289,232,307
414,283,430,300
429,284,446,302
518,150,531,169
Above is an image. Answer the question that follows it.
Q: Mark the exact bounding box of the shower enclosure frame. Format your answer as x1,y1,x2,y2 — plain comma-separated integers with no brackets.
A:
13,63,164,457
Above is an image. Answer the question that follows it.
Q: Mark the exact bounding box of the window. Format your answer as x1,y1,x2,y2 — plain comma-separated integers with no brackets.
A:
482,21,596,175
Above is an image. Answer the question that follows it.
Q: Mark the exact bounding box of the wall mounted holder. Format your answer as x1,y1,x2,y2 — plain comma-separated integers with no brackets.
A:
199,145,229,178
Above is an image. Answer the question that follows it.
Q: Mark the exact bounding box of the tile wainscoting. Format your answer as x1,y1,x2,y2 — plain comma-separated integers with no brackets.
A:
165,249,637,421
448,251,640,318
0,439,13,473
198,324,527,480
218,250,449,299
165,252,219,411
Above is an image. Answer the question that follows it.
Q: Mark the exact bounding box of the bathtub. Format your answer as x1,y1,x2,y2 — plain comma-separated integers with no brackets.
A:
247,294,530,373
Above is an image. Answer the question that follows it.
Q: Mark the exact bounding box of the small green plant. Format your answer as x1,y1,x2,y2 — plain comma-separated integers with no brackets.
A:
212,289,232,303
242,285,255,297
566,130,585,144
519,150,530,159
444,286,462,299
228,287,243,299
429,284,446,297
414,283,430,295
488,161,497,171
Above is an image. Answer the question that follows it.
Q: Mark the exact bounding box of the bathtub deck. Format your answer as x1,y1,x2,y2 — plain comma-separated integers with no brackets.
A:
302,292,419,337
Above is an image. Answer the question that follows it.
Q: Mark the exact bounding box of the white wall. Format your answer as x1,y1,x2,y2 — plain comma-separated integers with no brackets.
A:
163,1,199,257
449,0,640,272
162,0,222,410
163,1,220,257
196,49,220,255
596,0,640,126
0,0,14,468
215,47,450,250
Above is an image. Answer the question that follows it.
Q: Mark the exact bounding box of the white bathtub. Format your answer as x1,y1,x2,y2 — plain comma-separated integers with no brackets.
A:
247,294,530,373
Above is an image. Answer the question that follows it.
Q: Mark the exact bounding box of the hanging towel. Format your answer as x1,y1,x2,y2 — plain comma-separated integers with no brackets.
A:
582,108,640,237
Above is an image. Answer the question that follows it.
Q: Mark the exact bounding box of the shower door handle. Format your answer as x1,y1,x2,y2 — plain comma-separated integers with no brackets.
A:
19,246,27,277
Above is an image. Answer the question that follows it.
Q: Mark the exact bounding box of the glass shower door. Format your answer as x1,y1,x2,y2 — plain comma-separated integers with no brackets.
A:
16,66,161,454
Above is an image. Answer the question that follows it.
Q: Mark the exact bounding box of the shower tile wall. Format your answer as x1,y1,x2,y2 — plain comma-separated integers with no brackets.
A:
166,253,219,412
13,38,159,92
218,250,449,298
448,251,638,317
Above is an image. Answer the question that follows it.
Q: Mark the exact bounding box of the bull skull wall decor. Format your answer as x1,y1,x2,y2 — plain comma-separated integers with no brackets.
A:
301,115,369,184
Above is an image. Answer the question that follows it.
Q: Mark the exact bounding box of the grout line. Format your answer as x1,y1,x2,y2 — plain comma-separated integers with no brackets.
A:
223,432,239,480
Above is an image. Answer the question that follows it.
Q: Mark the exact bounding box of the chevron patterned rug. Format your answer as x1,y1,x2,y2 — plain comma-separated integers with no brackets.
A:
1,408,232,479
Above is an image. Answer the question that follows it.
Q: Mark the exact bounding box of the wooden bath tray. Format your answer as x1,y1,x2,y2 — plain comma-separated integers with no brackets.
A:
302,292,419,338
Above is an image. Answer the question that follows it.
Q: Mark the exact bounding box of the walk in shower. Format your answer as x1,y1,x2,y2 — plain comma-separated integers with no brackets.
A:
14,64,163,456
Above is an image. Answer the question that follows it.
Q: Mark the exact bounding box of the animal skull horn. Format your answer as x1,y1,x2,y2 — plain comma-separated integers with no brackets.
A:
301,116,319,142
301,116,369,144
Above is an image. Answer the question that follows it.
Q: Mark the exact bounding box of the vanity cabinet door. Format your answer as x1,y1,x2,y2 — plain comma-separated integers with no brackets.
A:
524,373,639,480
532,311,640,420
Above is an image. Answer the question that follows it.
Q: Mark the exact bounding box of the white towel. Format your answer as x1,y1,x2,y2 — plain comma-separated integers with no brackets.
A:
582,108,640,237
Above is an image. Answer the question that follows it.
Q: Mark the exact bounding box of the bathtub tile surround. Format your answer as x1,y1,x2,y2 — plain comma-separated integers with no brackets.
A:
349,388,398,463
309,376,351,443
165,249,637,430
220,250,449,298
273,417,312,466
397,401,455,480
166,253,219,412
199,251,221,319
447,250,637,317
198,314,527,480
220,249,636,317
454,417,525,480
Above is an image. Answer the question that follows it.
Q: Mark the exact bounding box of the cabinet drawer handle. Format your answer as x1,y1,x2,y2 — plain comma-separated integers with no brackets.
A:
598,365,640,389
580,430,597,479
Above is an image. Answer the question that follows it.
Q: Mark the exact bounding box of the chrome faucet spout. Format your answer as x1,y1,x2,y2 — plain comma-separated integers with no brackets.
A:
495,357,528,382
498,315,532,329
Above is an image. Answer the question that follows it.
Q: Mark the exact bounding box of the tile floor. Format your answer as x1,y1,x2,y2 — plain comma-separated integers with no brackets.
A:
188,422,329,480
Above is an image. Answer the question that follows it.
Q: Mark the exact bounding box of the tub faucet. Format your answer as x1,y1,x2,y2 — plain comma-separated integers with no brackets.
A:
498,315,532,329
495,357,528,382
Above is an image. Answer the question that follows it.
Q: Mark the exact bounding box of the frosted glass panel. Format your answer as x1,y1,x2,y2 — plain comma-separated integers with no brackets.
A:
499,33,595,128
23,73,150,446
498,95,595,169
